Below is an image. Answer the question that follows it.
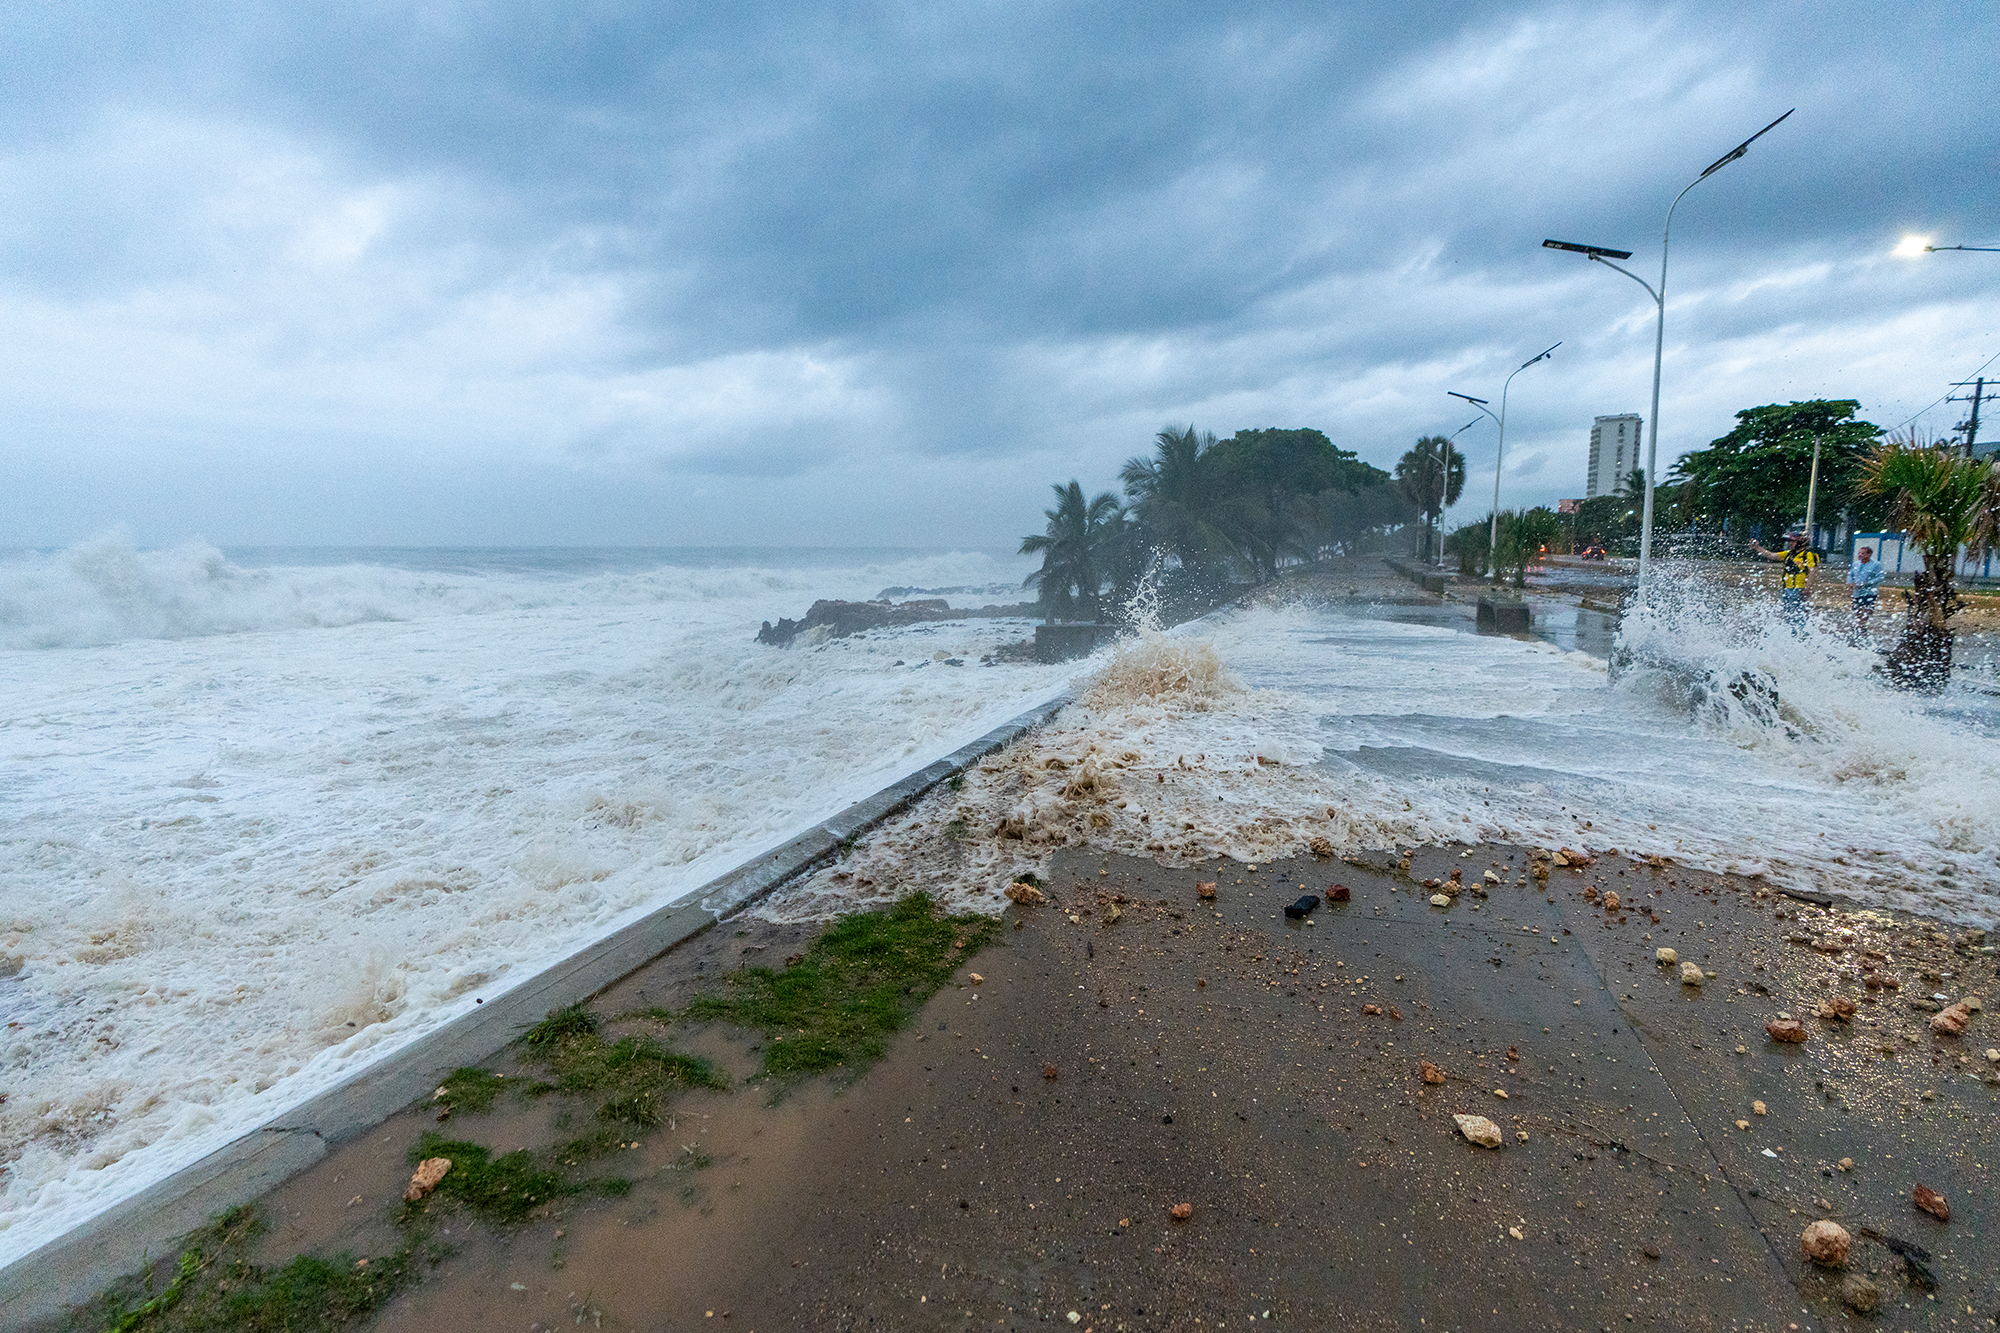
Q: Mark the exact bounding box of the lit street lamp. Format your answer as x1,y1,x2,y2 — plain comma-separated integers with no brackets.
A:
1543,108,1795,599
1896,236,2000,255
1895,237,1998,455
1449,341,1560,579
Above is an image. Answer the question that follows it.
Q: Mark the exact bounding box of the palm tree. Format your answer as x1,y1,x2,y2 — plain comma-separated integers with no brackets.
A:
1858,436,2000,690
1493,507,1562,587
1120,426,1238,573
1021,481,1126,622
1394,436,1467,562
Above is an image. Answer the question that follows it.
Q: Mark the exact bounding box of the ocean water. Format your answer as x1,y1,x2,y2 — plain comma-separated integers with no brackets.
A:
0,537,1073,1264
6,542,1997,1270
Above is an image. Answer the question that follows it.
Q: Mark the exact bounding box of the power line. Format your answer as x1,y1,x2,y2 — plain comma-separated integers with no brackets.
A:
1892,345,2000,432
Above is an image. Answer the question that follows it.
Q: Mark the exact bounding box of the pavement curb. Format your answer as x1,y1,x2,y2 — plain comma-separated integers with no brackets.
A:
1382,557,1449,597
0,690,1074,1332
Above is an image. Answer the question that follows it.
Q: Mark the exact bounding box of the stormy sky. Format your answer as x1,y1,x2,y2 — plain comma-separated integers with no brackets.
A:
5,0,1997,549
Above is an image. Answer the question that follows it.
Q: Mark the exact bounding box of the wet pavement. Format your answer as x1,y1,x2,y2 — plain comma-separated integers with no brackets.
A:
171,842,1997,1333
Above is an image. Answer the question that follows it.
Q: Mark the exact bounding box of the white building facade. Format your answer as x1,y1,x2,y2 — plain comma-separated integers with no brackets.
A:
1586,414,1643,498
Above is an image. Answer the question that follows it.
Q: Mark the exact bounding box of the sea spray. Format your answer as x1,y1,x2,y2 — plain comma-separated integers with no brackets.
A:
1119,551,1168,635
1083,631,1236,709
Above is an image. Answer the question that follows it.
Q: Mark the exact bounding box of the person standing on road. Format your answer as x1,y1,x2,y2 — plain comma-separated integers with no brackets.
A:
1748,531,1820,626
1845,544,1886,634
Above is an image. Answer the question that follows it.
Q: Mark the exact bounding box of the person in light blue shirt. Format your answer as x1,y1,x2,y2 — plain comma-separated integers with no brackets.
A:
1846,545,1886,632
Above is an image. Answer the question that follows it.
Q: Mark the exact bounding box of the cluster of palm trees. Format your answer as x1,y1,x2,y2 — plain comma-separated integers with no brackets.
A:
1021,425,1414,622
1391,436,1466,562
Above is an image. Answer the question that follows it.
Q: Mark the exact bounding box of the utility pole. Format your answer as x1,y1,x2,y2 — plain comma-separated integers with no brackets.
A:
1947,376,1993,456
1803,436,1821,546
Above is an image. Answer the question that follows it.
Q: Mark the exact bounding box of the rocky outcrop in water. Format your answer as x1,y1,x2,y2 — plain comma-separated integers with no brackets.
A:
756,598,1039,646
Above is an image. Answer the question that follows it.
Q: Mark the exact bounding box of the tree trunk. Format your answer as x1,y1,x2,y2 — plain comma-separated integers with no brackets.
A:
1883,566,1956,692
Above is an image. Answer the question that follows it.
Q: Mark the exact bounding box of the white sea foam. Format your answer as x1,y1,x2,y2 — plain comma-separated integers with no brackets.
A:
0,540,1074,1264
766,593,2000,929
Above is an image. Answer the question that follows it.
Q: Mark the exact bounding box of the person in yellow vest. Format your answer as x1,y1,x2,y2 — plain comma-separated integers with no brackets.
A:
1748,530,1819,625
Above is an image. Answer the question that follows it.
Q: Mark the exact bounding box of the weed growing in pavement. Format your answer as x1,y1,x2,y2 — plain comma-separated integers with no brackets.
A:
555,1125,629,1166
84,1205,428,1333
432,1066,508,1114
399,1134,572,1226
81,902,981,1327
682,892,997,1083
395,1133,629,1226
522,1002,598,1046
521,1025,726,1118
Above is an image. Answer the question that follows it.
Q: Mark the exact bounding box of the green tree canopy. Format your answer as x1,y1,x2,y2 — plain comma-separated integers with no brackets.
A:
1670,400,1887,537
1204,428,1391,577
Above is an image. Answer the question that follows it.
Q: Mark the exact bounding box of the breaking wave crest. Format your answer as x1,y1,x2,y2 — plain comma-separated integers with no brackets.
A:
0,534,1030,651
1082,631,1238,709
0,535,510,649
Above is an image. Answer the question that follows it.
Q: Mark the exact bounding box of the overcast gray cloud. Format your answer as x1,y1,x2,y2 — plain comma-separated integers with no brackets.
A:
4,0,1997,548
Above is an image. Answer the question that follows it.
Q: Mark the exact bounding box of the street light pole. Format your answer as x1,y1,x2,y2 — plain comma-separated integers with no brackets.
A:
1543,107,1794,602
1434,416,1483,568
1450,342,1559,578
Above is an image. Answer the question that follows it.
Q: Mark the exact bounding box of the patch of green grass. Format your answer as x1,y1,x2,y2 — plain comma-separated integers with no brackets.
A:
522,1002,597,1047
597,1090,668,1127
554,1125,628,1165
400,1134,576,1226
433,1066,507,1114
520,1022,728,1123
683,893,997,1083
85,1206,423,1333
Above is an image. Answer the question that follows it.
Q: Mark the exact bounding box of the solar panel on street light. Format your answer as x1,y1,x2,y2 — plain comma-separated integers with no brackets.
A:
1542,239,1632,260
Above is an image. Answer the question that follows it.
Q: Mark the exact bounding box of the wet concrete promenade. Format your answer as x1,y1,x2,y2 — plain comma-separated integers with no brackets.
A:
219,842,1996,1333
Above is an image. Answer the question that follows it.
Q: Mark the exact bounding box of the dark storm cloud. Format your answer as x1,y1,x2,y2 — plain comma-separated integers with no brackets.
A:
2,0,1996,546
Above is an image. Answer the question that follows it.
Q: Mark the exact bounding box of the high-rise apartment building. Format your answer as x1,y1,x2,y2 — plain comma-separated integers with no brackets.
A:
1586,414,1643,498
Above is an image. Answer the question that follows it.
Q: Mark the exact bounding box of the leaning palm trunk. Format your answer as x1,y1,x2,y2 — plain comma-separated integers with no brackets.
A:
1886,564,1959,690
1859,440,2000,692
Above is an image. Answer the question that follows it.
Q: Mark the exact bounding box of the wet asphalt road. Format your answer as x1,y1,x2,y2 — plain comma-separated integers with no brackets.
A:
140,843,1999,1333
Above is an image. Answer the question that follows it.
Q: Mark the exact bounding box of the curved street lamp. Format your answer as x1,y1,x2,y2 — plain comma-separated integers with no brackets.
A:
1449,341,1559,578
1543,107,1795,600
